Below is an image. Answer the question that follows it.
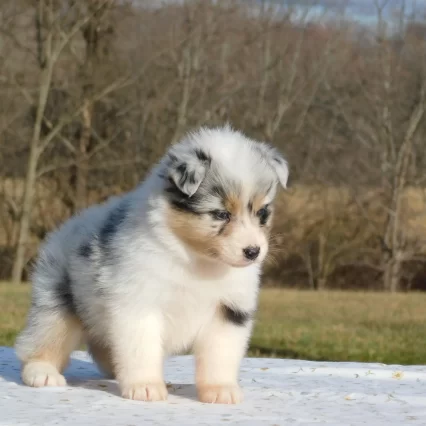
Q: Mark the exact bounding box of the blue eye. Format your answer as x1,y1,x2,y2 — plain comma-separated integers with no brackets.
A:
212,210,231,222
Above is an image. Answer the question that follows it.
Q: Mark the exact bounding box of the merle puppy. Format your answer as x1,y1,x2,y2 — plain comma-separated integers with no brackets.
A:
15,125,289,404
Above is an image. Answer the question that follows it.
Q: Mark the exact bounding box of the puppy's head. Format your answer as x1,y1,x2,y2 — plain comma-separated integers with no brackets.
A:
162,126,288,268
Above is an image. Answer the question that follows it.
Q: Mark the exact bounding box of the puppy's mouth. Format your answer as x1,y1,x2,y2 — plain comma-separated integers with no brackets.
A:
218,257,259,268
197,250,257,268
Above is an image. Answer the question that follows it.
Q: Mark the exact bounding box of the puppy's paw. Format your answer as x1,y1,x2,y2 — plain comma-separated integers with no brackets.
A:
121,382,168,402
197,384,243,404
22,361,67,387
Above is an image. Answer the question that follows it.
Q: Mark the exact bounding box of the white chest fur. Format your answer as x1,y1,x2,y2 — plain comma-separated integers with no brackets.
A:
111,254,260,356
161,284,217,355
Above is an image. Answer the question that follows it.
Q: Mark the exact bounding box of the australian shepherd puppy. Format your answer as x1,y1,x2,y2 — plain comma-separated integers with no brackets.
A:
15,125,289,404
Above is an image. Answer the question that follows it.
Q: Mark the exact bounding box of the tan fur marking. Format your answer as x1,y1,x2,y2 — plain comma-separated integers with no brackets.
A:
23,314,83,373
197,384,243,404
224,192,243,216
251,192,267,213
167,206,221,257
88,340,115,378
167,188,273,263
217,192,243,237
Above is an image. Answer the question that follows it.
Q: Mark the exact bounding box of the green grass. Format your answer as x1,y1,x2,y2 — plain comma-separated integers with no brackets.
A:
1,283,425,365
250,289,426,364
0,282,31,348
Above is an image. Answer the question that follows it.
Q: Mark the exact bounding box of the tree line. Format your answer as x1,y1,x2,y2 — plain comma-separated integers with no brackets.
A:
1,0,426,291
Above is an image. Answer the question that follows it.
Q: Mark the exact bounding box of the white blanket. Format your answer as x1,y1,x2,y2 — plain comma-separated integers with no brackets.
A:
0,347,425,425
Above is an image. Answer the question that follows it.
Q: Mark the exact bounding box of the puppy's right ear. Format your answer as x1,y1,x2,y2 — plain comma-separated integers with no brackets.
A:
167,148,211,197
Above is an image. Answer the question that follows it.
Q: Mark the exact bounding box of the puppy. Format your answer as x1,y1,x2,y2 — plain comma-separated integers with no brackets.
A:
15,125,289,404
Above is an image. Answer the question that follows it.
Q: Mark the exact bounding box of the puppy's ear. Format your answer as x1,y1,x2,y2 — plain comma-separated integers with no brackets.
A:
167,148,211,197
259,144,289,189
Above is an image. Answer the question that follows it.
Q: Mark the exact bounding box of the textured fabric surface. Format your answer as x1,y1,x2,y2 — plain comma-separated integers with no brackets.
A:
0,346,425,425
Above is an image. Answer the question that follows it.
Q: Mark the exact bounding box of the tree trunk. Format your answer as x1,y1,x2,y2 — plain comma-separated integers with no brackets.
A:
383,258,401,293
11,31,54,283
316,277,327,291
172,43,192,144
380,83,424,292
74,99,92,212
316,233,328,291
11,144,39,284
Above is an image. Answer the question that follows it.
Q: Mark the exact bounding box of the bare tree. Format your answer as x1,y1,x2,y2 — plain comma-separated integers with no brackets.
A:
325,4,426,291
11,0,124,283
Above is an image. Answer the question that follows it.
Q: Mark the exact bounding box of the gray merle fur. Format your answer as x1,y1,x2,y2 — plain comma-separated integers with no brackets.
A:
99,200,130,260
166,183,204,214
78,241,93,258
194,148,211,164
56,270,77,315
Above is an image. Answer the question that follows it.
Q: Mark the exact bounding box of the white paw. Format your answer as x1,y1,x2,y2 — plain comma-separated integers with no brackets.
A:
22,361,67,387
121,382,168,401
197,384,243,404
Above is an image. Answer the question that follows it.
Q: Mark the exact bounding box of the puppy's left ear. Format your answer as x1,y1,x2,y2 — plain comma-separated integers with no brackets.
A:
259,144,289,189
167,148,211,197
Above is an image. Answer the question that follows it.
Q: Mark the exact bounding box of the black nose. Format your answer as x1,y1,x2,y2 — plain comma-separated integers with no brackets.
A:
243,246,260,261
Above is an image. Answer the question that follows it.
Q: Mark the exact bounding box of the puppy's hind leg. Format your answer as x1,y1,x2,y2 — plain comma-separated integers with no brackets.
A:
15,307,83,388
88,340,115,379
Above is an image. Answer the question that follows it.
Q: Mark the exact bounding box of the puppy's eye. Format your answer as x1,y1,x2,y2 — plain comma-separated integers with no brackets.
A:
257,206,270,225
212,210,231,222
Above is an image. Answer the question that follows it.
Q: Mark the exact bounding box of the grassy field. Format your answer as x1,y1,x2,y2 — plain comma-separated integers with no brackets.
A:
1,283,425,365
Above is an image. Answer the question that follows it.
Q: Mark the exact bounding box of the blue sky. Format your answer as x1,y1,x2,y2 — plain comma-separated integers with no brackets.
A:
337,0,426,22
154,1,426,26
265,1,426,25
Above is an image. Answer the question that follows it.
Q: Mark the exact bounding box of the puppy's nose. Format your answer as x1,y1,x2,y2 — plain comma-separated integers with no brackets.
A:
243,246,260,261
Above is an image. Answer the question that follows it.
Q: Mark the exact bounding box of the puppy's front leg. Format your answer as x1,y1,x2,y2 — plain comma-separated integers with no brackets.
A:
111,311,167,402
194,304,253,404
